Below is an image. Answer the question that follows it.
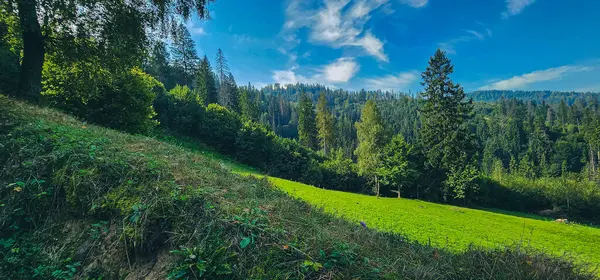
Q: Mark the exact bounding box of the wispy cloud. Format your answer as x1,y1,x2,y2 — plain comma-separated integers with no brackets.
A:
272,57,360,86
478,65,593,90
502,0,536,18
364,70,420,91
438,26,492,55
399,0,428,8
465,30,484,40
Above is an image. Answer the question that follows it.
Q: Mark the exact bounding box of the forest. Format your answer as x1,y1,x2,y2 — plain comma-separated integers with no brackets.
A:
1,0,600,278
1,0,600,224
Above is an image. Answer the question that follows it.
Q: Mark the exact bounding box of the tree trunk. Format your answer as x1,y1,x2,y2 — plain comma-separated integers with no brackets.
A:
589,144,596,180
17,0,44,102
374,175,380,198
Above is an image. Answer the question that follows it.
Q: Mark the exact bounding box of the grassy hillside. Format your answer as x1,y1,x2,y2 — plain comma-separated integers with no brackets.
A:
0,94,596,279
267,177,600,267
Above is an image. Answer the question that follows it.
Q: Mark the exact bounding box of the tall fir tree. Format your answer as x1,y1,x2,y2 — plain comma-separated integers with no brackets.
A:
420,49,474,170
316,92,334,155
355,100,385,197
145,41,174,89
420,49,475,200
298,91,318,150
196,55,218,105
215,48,230,106
171,24,199,87
225,73,239,112
240,84,259,121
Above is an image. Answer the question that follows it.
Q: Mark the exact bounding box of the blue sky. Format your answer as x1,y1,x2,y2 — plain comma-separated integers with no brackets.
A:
185,0,600,92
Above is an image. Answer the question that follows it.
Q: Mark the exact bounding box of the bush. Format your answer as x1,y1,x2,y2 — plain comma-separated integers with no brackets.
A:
235,121,274,168
42,57,159,134
199,104,241,153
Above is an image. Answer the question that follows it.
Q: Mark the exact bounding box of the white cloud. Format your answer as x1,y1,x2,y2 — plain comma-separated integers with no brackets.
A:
272,57,360,86
502,0,536,18
478,65,593,90
273,68,309,85
185,21,206,36
322,58,360,83
399,0,428,8
364,70,420,91
282,0,406,62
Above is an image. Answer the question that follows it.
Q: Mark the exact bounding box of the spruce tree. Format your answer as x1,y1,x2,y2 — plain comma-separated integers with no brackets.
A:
171,24,199,87
225,73,240,112
196,55,218,105
355,100,385,197
240,85,259,121
215,48,230,106
298,92,318,150
316,92,334,155
420,49,475,199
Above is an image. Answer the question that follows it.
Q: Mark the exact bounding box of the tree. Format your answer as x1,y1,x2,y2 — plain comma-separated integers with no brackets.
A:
215,48,231,106
12,0,214,102
378,135,414,198
171,24,199,87
145,41,174,89
419,49,475,199
316,92,334,155
240,85,259,121
355,100,385,197
298,91,318,150
224,72,239,112
196,55,218,105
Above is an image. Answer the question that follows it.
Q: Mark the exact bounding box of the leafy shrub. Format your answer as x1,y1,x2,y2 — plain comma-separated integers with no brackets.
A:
199,104,241,153
235,120,274,168
42,52,159,134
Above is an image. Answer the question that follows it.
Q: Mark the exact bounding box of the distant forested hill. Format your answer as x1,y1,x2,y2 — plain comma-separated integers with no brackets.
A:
468,90,600,104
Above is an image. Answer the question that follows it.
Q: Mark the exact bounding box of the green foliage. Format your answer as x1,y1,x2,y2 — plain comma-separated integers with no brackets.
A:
42,55,159,133
298,91,318,150
196,55,218,105
169,84,195,102
316,92,334,155
377,135,416,197
234,121,274,168
0,10,20,95
355,100,385,194
200,103,241,153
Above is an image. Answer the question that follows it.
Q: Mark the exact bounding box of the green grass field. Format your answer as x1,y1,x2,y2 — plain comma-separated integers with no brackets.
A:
265,176,600,268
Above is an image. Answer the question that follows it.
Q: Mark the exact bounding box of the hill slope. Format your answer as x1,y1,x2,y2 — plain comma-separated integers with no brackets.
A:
0,95,595,279
267,177,600,267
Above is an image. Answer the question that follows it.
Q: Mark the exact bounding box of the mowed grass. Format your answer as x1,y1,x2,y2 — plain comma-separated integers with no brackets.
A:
266,176,600,269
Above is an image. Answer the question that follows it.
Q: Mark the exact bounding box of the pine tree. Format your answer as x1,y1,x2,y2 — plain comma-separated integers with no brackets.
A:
196,55,218,105
420,49,474,169
298,92,318,150
145,41,174,89
225,73,239,112
171,24,199,87
355,100,385,197
420,49,475,199
316,92,334,155
215,48,230,106
240,84,259,121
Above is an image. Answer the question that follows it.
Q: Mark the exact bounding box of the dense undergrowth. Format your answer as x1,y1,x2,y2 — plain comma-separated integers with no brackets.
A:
0,94,596,279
